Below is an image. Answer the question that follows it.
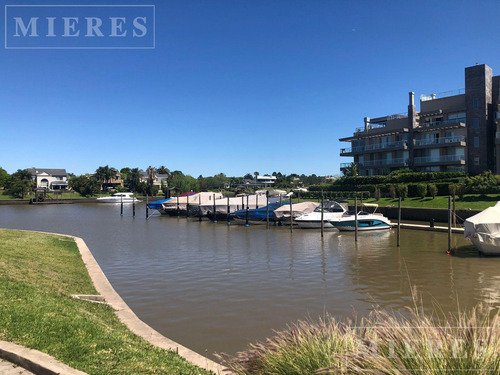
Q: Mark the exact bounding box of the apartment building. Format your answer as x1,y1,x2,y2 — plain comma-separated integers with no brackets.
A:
340,63,500,175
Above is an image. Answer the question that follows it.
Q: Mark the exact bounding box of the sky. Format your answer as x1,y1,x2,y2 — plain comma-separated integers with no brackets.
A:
1,0,500,177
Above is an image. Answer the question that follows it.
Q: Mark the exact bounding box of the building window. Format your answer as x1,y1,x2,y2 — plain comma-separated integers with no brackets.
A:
474,136,479,147
473,98,479,109
473,118,479,129
474,157,480,166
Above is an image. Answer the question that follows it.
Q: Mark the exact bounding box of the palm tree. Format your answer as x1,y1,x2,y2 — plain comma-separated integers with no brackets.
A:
343,162,358,177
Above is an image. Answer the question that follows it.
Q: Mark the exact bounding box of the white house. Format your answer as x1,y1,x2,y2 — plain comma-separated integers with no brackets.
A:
27,168,68,190
256,175,276,186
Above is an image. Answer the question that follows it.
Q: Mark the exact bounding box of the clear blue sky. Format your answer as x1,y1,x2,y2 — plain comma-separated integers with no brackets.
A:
1,0,499,177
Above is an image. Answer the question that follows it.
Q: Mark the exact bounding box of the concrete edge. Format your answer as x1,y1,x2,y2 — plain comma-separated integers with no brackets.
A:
1,229,227,374
0,341,88,375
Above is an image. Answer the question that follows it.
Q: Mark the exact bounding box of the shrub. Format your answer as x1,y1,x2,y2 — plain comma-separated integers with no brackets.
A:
449,183,457,197
375,188,381,201
428,183,438,199
416,183,427,198
396,184,408,199
389,185,397,199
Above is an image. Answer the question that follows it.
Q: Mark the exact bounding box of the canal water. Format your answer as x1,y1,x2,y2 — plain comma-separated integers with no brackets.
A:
1,203,499,360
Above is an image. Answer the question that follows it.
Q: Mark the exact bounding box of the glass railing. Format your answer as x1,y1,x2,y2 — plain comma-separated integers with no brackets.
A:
340,141,407,154
414,155,465,164
420,89,465,102
413,136,466,146
419,118,466,129
357,158,408,167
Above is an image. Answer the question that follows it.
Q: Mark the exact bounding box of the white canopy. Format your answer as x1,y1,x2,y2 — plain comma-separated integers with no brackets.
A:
162,192,224,212
274,202,320,219
464,202,500,250
199,194,281,215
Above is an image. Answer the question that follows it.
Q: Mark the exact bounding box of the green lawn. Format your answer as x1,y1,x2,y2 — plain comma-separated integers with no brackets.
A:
0,229,212,375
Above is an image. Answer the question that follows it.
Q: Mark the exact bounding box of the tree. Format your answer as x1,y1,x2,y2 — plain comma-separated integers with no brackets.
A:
396,184,408,200
145,166,157,196
120,167,131,180
69,175,100,197
343,162,358,177
416,183,427,199
157,166,170,175
95,165,117,190
10,169,34,198
244,173,253,180
125,168,142,192
0,167,12,189
428,184,438,199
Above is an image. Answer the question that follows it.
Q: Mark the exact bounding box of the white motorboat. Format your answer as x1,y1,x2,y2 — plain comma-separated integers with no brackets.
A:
96,192,140,203
464,202,500,255
328,204,392,231
295,201,347,229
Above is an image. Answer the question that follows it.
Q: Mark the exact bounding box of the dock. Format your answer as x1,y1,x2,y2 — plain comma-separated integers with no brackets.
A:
399,223,464,234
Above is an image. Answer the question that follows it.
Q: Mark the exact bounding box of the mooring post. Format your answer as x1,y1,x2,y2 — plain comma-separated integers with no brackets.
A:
298,191,300,203
146,194,149,220
448,196,452,253
120,194,123,216
132,194,136,218
213,193,217,223
177,194,180,217
397,196,401,247
245,195,249,227
266,190,270,230
354,195,358,242
242,195,244,210
452,194,456,228
321,191,324,238
198,194,202,222
289,195,293,233
186,194,190,219
227,195,231,225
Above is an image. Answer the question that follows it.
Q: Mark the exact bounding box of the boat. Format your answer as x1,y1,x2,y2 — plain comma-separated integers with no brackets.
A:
464,202,500,255
199,193,283,220
161,192,223,216
274,201,320,225
231,200,287,225
96,192,140,203
295,200,347,229
328,204,392,231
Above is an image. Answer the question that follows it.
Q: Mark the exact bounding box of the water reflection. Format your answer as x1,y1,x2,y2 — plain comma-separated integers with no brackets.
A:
0,203,499,359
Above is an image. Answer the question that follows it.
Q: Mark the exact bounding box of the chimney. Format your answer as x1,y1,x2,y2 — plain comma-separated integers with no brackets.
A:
409,92,415,106
364,117,370,131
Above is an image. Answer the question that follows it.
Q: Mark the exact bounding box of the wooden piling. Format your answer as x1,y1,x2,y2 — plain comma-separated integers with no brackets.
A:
397,197,401,247
186,194,190,219
320,191,324,238
354,195,358,242
245,195,249,226
146,195,149,219
213,193,217,223
289,195,293,233
132,194,136,218
120,194,123,216
227,195,230,225
198,194,202,222
452,195,456,228
177,194,180,217
266,191,270,230
448,196,452,253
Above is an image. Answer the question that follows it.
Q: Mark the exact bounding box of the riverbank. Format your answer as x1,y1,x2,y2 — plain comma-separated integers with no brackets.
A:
0,229,216,375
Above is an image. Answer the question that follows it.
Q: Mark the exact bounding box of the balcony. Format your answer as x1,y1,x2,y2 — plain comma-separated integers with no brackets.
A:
496,132,500,145
413,155,466,166
413,136,466,148
340,140,408,156
357,158,408,168
416,118,466,132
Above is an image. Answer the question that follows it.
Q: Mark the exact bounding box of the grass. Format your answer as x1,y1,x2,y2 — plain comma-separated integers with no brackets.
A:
0,229,212,375
218,298,500,374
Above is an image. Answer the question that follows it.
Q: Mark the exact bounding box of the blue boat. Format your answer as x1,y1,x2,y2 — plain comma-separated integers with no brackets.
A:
231,200,287,225
147,198,172,212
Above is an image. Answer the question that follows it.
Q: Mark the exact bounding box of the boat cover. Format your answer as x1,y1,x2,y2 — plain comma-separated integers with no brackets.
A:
232,201,287,221
148,198,172,210
274,202,320,219
162,192,224,211
199,195,282,215
464,202,500,247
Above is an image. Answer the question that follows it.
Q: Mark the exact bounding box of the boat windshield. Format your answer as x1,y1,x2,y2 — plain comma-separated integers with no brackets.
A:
344,210,370,216
314,201,345,213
